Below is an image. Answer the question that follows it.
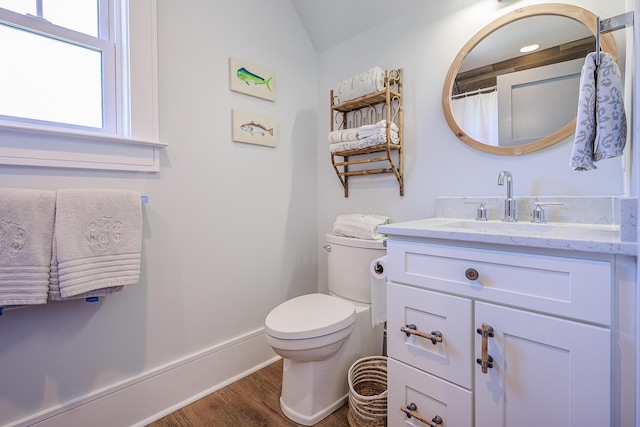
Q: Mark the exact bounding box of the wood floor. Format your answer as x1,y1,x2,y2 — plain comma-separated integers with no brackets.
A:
146,359,350,427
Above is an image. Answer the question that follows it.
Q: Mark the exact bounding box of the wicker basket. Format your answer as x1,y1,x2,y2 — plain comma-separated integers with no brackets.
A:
347,356,388,427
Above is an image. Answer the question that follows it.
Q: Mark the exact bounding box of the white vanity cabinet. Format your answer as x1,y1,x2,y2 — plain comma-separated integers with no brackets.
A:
385,239,621,427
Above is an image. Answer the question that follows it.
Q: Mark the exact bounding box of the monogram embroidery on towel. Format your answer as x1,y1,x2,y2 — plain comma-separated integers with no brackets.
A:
0,220,26,257
84,217,123,251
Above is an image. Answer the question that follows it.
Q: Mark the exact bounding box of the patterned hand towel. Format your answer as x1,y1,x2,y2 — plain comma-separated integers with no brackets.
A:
570,52,627,170
0,188,56,308
54,189,142,298
593,53,627,162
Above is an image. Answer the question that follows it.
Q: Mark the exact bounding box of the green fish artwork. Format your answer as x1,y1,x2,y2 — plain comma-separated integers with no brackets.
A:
237,67,272,92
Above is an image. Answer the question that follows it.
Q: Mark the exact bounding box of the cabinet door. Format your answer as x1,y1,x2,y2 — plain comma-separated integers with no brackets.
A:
388,358,472,427
475,302,611,427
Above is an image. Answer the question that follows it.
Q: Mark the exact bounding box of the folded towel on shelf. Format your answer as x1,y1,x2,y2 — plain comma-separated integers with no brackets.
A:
332,214,390,240
335,66,385,103
328,128,359,144
359,132,399,149
570,52,627,170
329,141,360,153
357,120,399,139
54,189,142,299
0,188,56,308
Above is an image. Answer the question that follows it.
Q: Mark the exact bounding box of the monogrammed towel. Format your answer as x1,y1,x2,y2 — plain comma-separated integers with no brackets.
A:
0,188,56,307
54,189,141,298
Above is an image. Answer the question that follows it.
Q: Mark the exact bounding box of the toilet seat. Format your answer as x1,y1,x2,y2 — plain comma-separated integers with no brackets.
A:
265,293,356,340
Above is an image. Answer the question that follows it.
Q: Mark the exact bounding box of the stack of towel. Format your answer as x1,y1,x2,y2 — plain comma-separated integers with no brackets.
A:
332,214,390,240
570,52,627,170
0,188,143,311
334,66,385,103
328,120,399,153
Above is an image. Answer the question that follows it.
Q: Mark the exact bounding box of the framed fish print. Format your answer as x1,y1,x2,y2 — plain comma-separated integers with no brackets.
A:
229,58,276,101
232,109,277,147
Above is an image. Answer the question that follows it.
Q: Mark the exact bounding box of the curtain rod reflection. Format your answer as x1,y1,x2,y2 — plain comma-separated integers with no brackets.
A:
451,85,497,100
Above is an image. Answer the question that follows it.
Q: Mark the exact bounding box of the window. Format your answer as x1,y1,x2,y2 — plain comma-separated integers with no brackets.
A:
0,0,165,172
0,0,118,133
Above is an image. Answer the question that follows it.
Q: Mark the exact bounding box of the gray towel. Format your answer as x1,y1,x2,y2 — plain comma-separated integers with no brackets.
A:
570,52,627,170
54,189,142,298
0,188,56,307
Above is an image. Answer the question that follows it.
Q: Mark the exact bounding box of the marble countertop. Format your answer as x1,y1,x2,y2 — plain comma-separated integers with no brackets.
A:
378,217,637,256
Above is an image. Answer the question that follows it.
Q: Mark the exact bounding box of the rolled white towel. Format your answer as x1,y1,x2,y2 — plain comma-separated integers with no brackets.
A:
335,67,385,103
332,214,390,240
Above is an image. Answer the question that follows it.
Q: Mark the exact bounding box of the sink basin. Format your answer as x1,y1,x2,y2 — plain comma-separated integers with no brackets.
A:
433,219,619,240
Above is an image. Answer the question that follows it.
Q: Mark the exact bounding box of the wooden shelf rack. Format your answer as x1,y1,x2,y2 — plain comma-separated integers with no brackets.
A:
330,69,403,197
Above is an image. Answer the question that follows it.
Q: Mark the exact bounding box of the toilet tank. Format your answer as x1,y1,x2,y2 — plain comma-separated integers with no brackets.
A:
326,233,386,304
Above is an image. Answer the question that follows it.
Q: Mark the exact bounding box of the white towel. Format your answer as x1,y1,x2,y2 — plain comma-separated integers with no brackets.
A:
357,120,399,139
54,189,142,298
332,214,390,240
329,141,360,153
48,228,124,301
328,128,359,144
0,188,56,308
335,67,385,103
571,52,627,170
359,132,399,149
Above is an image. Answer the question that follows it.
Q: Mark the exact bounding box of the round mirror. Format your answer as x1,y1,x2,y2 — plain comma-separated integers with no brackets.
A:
442,4,618,155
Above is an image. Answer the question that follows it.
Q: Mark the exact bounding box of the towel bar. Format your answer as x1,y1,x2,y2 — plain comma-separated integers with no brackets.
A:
596,11,634,66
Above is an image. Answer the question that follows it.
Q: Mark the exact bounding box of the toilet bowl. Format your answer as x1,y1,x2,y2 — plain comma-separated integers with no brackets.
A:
264,234,386,426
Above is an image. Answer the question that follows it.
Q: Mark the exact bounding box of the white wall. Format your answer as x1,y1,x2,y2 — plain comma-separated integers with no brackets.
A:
0,1,318,426
316,0,630,293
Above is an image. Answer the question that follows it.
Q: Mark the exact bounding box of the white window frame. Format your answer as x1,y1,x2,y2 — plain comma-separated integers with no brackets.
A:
0,0,166,172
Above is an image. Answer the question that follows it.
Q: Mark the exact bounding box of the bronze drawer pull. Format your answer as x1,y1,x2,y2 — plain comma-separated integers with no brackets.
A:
476,322,495,373
401,403,443,426
401,324,443,345
465,267,479,281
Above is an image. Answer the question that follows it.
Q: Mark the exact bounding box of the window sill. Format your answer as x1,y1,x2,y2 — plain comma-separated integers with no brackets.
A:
0,124,167,172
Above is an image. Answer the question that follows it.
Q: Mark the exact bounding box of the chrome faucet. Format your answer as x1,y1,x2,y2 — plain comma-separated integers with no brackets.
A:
497,170,516,222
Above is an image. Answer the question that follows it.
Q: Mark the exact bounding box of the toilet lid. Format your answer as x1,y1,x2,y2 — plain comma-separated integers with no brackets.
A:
265,293,356,340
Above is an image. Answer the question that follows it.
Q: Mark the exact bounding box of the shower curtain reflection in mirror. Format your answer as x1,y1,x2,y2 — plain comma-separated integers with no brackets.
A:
451,90,498,146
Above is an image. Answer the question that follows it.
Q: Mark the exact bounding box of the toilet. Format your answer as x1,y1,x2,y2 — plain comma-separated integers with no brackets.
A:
265,233,386,426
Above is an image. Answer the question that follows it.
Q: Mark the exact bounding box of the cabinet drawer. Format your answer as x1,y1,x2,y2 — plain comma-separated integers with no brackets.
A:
387,282,472,388
388,358,472,427
386,240,612,325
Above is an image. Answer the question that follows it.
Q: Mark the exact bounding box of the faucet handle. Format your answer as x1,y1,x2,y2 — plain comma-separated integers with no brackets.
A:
531,201,563,223
464,202,488,221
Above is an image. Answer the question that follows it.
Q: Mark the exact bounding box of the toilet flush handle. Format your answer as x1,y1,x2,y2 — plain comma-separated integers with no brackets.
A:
323,244,331,252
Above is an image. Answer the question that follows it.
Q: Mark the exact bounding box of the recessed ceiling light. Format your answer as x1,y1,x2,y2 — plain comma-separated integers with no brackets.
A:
520,43,541,53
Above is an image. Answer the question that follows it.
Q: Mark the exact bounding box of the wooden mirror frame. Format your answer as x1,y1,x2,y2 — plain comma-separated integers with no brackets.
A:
442,4,618,155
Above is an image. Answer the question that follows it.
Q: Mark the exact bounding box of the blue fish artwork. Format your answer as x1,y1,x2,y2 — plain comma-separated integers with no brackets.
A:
240,121,274,136
236,67,272,91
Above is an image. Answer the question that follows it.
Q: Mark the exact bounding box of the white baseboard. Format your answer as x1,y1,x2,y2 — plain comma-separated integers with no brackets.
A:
12,328,279,427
